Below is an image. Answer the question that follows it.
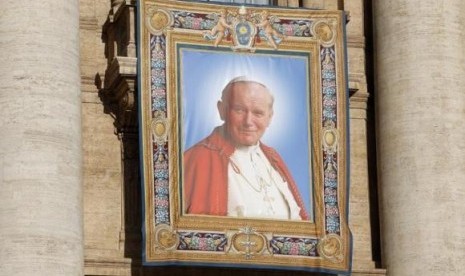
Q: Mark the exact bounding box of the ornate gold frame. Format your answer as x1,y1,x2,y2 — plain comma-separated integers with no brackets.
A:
140,0,350,273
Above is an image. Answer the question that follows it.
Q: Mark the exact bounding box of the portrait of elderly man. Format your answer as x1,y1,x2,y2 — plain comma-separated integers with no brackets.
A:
183,76,309,220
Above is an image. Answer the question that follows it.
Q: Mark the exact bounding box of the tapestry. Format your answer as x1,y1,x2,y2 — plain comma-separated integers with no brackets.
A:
139,0,351,273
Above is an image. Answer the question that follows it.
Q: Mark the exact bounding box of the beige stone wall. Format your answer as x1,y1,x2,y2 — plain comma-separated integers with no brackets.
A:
80,0,133,275
343,0,379,274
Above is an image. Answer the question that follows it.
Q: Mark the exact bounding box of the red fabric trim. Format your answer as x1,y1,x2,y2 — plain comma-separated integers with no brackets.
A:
183,126,309,220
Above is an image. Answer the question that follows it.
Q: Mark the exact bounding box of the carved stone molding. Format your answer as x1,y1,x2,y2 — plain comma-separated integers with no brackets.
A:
347,35,366,49
98,2,142,263
100,1,137,134
348,73,369,120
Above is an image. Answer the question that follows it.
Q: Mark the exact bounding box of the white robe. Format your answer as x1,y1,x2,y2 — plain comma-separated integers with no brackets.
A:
227,144,302,220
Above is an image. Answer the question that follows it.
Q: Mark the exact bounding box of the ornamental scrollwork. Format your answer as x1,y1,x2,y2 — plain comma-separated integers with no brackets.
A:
146,7,174,35
317,234,344,263
154,224,179,250
203,6,285,51
228,226,269,259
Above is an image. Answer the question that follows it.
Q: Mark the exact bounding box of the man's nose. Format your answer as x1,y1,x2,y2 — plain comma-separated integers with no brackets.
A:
244,112,253,125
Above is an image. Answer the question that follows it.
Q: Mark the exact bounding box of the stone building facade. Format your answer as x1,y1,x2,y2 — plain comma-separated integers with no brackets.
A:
1,0,464,275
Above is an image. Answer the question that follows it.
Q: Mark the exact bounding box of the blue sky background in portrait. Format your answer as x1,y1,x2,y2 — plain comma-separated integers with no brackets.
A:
179,46,313,219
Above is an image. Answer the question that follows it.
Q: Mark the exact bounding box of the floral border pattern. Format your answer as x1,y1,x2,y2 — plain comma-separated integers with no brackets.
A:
149,8,342,255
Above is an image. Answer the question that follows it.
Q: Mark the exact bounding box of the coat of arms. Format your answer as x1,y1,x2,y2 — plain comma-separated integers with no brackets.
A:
203,6,285,51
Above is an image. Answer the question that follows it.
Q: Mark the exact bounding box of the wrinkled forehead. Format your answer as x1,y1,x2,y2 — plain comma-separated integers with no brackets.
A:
222,81,274,107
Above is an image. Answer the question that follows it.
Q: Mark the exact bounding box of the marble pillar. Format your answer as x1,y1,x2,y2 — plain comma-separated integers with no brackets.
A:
0,0,83,275
374,1,465,275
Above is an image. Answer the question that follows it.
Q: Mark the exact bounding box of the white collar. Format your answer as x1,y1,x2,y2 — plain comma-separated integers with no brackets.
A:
234,142,260,155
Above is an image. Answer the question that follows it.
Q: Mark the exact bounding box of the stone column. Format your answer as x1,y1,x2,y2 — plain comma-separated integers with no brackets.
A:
374,1,465,276
0,1,82,275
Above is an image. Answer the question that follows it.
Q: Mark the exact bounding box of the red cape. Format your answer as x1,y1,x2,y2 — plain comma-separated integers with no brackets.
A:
183,126,309,220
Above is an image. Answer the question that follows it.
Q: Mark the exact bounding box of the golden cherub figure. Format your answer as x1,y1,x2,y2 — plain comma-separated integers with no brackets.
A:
204,9,232,47
256,10,285,50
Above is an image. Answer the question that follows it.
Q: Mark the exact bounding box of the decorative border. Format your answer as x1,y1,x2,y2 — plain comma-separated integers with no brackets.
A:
150,35,171,226
270,236,319,256
178,232,228,252
321,46,340,234
140,0,350,273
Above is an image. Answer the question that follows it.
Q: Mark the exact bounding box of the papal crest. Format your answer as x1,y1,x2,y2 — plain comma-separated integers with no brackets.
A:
203,6,284,52
232,20,256,50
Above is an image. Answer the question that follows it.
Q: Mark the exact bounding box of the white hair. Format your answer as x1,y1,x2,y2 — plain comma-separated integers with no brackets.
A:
220,76,275,107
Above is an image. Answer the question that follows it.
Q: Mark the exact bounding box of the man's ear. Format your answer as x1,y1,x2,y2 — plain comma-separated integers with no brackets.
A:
217,101,225,121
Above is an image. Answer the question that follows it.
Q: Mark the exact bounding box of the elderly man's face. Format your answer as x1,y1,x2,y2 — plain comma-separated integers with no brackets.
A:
218,82,273,146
